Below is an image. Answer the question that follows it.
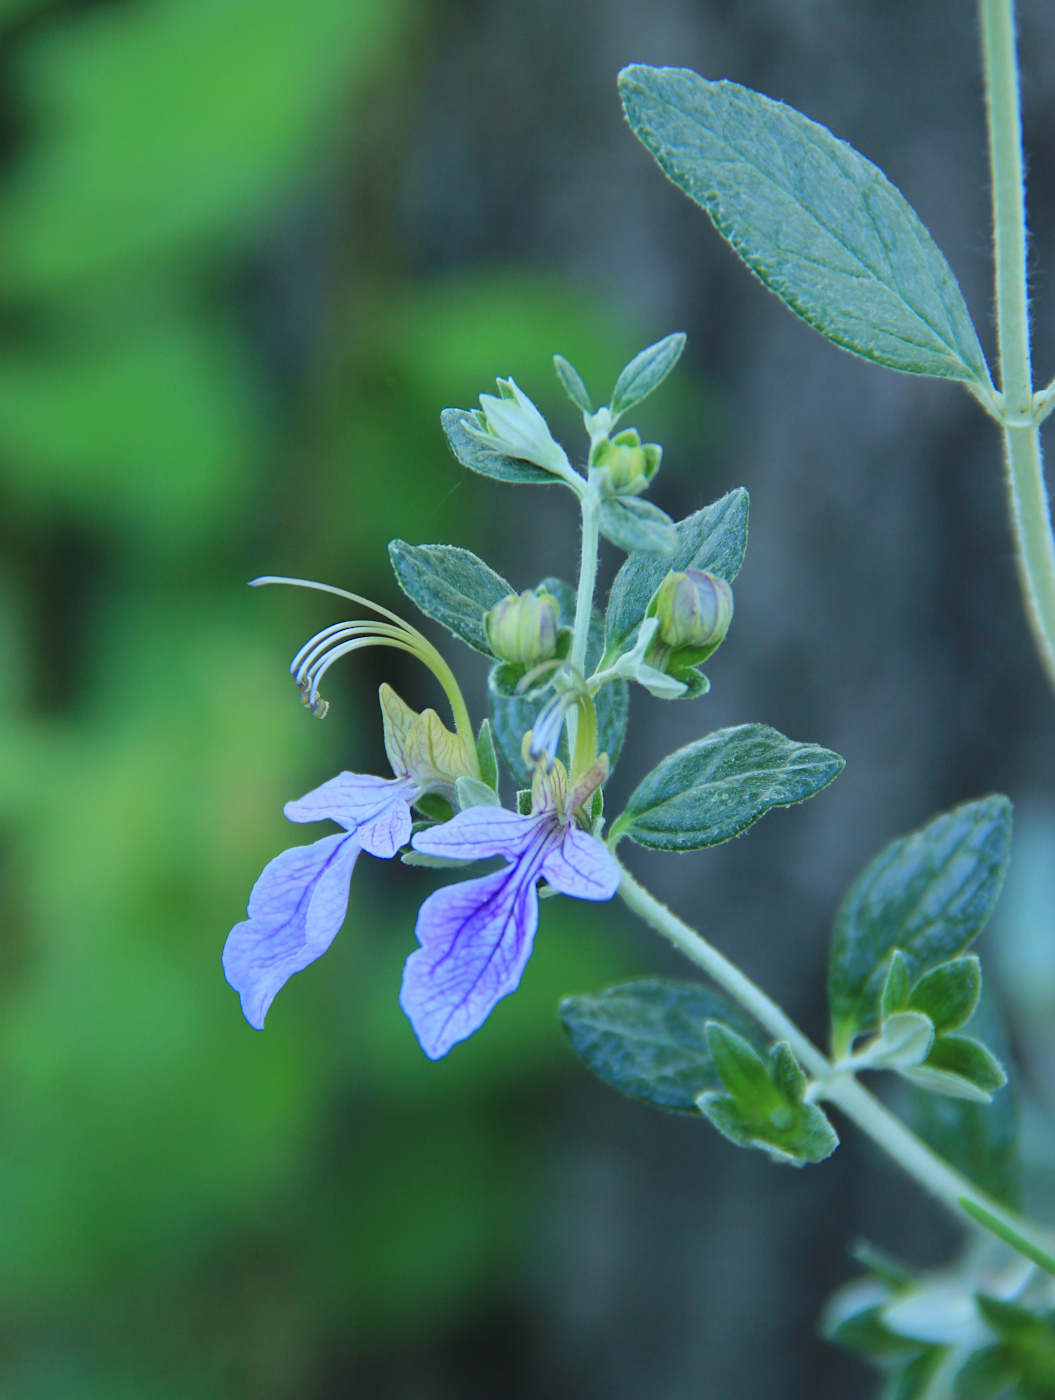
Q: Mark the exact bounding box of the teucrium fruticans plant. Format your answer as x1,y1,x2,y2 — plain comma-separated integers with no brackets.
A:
226,0,1055,1392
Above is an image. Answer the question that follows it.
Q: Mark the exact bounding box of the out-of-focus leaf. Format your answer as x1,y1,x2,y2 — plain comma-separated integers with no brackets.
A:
827,798,1012,1055
907,956,981,1035
559,977,762,1112
699,1029,839,1166
908,991,1021,1206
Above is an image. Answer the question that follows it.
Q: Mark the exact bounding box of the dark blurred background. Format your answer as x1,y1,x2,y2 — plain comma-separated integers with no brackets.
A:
0,0,1053,1395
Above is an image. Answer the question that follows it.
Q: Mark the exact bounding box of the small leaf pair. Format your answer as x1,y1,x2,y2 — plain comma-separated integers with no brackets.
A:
873,952,1006,1102
553,331,685,421
560,979,837,1168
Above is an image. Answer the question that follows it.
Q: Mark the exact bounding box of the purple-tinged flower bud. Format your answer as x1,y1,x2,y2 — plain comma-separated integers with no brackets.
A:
653,569,734,653
485,589,560,667
592,428,662,496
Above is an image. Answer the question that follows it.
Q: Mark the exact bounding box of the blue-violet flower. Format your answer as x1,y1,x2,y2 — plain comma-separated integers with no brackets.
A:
400,755,619,1058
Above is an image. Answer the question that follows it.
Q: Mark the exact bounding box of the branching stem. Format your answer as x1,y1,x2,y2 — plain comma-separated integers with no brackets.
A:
616,860,1053,1252
980,0,1055,691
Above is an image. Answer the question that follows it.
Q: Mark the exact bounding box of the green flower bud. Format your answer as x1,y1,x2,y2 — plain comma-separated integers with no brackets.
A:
484,589,560,666
653,569,734,653
592,428,662,496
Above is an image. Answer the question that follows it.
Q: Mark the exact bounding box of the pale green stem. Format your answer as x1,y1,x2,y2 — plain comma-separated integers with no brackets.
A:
566,485,601,756
616,861,1053,1251
980,0,1055,691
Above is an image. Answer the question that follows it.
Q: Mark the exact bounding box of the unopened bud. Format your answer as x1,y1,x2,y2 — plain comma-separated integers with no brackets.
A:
653,569,734,653
592,429,661,495
485,589,560,667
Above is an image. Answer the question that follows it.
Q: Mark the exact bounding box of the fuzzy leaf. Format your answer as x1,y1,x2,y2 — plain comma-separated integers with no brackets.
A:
598,495,679,556
441,407,556,485
828,797,1013,1054
553,354,592,412
603,488,748,665
699,1029,838,1166
618,66,991,388
559,977,762,1112
489,576,628,784
388,539,513,655
609,723,843,851
609,332,686,416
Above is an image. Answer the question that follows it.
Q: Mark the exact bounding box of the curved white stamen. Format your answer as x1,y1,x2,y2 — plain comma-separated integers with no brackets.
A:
293,622,410,686
251,574,477,750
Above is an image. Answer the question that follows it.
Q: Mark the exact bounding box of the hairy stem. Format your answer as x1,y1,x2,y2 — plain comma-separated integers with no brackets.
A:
980,0,1055,689
616,861,1052,1249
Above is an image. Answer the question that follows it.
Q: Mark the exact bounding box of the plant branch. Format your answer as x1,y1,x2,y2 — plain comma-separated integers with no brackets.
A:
980,0,1055,690
616,860,1053,1250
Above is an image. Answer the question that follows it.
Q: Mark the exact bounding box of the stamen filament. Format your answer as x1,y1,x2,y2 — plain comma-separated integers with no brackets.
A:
251,575,476,746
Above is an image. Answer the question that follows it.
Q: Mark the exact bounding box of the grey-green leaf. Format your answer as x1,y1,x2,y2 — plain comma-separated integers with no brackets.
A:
609,723,844,851
388,539,513,655
609,332,686,417
598,496,679,556
489,576,629,783
553,354,592,412
618,66,992,388
441,407,556,485
559,977,763,1112
827,797,1013,1054
603,488,748,666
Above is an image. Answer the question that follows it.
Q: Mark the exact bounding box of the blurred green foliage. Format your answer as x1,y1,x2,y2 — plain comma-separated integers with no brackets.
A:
0,0,667,1392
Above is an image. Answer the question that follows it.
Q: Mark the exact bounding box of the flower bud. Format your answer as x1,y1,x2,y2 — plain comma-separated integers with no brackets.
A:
485,589,561,667
653,569,734,653
592,429,661,496
472,379,569,477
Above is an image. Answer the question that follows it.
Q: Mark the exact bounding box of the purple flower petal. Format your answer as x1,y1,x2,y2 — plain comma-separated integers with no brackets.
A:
411,806,536,862
223,832,359,1029
358,795,412,860
541,824,621,902
284,772,414,836
400,851,545,1058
